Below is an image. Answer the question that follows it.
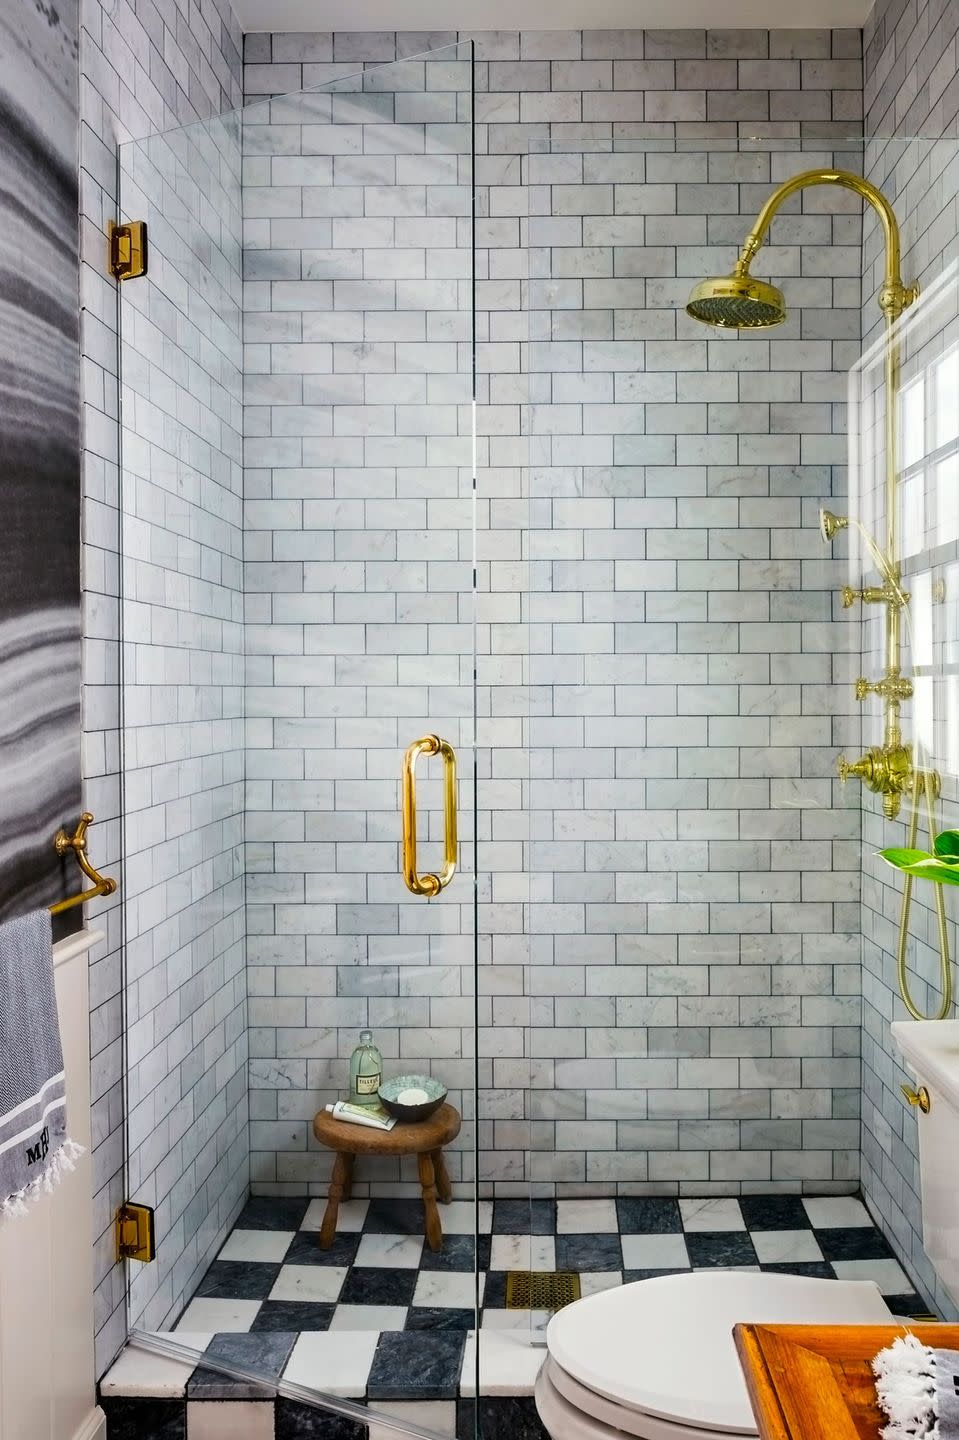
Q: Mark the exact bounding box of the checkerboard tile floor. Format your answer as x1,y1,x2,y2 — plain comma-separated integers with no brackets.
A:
173,1193,930,1340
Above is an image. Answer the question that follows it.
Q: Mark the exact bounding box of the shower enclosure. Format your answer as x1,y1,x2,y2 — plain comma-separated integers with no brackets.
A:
113,41,959,1430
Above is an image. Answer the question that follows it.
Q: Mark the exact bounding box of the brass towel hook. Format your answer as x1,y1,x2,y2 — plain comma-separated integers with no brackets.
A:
50,812,118,916
402,737,457,897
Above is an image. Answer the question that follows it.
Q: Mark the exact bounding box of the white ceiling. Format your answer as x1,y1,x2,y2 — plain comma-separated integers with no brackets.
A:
236,0,872,33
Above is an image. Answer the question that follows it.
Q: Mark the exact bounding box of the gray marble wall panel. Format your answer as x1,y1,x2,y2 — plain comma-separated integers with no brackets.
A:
0,1,81,923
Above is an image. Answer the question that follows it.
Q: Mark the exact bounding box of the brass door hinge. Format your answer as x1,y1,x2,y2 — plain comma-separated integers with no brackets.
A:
109,221,147,280
116,1201,156,1262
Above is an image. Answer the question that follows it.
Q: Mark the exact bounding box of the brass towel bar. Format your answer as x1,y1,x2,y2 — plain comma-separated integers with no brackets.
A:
49,812,118,916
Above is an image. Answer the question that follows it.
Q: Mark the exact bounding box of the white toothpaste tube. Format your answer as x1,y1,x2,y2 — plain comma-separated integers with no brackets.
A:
325,1101,397,1131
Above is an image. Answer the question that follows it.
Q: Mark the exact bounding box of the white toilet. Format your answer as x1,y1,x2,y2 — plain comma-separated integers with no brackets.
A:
535,1269,894,1440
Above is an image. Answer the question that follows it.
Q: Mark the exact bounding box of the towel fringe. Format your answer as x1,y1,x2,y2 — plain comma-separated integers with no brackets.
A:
0,1138,84,1221
873,1334,940,1440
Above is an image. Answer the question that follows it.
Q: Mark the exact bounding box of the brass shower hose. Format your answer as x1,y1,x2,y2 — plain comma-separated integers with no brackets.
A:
896,766,953,1020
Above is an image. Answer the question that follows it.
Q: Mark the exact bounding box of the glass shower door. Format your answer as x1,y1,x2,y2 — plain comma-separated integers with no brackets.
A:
116,43,479,1434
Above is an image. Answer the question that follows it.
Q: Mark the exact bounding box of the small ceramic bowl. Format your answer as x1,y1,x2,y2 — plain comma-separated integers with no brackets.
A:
378,1074,447,1123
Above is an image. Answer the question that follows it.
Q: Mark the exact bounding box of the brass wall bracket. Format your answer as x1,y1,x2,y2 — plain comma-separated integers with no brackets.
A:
838,744,912,819
50,811,118,916
901,1083,931,1114
116,1201,156,1263
109,220,147,280
842,582,910,610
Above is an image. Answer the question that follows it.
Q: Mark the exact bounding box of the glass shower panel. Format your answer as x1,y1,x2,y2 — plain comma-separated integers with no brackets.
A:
118,47,478,1423
520,130,867,1326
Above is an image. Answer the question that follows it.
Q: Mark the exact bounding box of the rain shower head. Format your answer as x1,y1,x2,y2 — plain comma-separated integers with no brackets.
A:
685,273,786,329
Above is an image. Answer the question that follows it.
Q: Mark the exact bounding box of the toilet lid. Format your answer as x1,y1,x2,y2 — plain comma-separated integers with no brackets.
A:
546,1270,893,1434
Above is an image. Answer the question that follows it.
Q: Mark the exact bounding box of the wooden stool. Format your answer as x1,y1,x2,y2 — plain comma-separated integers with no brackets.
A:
312,1102,461,1252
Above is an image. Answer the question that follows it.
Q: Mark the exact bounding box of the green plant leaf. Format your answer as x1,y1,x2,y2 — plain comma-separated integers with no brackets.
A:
879,847,959,887
934,830,959,859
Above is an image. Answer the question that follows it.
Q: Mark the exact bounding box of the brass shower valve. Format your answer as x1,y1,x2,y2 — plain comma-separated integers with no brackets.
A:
855,673,914,703
838,744,912,819
841,582,910,609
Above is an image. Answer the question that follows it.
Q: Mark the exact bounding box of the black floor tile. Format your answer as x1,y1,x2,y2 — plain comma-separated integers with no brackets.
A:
492,1199,556,1234
367,1330,467,1400
284,1230,360,1267
686,1232,757,1267
236,1197,310,1231
275,1398,367,1440
622,1268,686,1283
195,1261,281,1300
188,1332,297,1400
100,1398,186,1440
815,1227,894,1262
482,1271,508,1308
616,1197,682,1234
760,1262,835,1279
457,1396,551,1440
339,1266,419,1306
554,1233,622,1271
364,1198,427,1235
885,1292,935,1317
252,1301,336,1332
420,1233,490,1272
739,1196,811,1232
407,1306,477,1330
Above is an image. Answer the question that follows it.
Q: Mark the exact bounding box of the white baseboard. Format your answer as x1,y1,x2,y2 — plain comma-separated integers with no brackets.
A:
72,1404,107,1440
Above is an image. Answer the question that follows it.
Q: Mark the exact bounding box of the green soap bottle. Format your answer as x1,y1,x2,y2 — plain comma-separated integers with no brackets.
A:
349,1030,383,1107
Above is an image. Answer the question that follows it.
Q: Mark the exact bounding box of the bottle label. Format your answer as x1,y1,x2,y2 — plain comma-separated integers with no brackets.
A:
356,1071,381,1095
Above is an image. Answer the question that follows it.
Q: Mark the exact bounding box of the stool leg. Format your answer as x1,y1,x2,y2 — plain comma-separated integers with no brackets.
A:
319,1151,351,1249
431,1148,452,1204
341,1152,355,1202
418,1150,443,1252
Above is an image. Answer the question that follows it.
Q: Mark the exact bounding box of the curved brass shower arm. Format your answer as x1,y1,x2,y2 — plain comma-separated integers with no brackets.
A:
736,167,918,319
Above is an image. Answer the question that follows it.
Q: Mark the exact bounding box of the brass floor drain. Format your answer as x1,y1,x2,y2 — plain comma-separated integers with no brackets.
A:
505,1270,581,1311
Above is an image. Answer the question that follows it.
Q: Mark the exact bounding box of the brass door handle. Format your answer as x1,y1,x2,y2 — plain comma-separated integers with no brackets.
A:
402,735,457,896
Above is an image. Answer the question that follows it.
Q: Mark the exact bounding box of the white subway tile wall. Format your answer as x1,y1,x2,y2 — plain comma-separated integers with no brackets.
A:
240,50,478,1197
242,31,866,1201
860,0,959,1320
80,0,244,1372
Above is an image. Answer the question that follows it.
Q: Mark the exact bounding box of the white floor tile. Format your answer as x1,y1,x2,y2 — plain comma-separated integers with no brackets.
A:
481,1307,552,1331
679,1198,745,1232
174,1300,261,1334
369,1400,456,1440
556,1199,618,1234
830,1258,911,1294
328,1304,409,1331
436,1199,492,1233
187,1400,273,1440
354,1233,424,1268
101,1337,210,1397
460,1329,548,1397
802,1197,872,1229
621,1233,690,1270
218,1229,294,1264
284,1329,379,1394
579,1272,623,1297
412,1270,484,1309
269,1264,347,1303
490,1234,556,1272
303,1197,369,1232
751,1230,825,1265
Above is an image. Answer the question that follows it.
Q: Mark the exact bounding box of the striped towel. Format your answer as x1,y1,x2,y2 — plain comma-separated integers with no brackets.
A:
0,909,81,1217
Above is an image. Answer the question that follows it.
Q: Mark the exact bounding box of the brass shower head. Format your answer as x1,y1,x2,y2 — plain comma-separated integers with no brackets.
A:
685,273,786,329
819,508,849,543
